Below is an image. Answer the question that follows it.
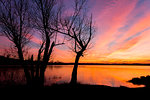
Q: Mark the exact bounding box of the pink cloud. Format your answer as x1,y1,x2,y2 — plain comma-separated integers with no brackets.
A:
30,35,42,45
93,0,138,54
107,13,150,57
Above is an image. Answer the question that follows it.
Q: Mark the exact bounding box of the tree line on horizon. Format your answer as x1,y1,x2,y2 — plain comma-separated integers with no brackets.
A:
0,0,95,87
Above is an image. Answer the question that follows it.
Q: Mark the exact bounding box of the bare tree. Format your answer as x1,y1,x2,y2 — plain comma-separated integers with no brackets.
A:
30,0,64,86
56,0,95,84
70,15,94,84
0,0,32,84
0,0,32,61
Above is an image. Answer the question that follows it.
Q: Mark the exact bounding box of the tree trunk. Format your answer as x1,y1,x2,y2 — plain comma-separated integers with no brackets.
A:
36,49,42,78
39,66,45,87
17,45,24,61
30,55,34,79
17,44,31,86
70,52,82,84
43,33,50,64
39,42,55,87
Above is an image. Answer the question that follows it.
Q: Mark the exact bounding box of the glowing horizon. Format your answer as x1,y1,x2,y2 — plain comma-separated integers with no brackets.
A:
1,0,150,64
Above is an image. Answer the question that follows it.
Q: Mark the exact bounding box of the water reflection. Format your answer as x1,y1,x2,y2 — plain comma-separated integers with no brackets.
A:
0,68,26,87
77,65,150,88
1,65,150,88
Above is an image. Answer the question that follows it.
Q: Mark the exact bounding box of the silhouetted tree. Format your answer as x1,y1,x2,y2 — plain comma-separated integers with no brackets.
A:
0,0,32,84
69,13,94,84
30,0,64,86
0,0,32,61
53,0,95,84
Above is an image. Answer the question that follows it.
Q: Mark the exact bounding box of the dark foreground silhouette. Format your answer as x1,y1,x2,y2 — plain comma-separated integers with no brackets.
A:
128,75,150,88
0,83,129,89
51,83,129,89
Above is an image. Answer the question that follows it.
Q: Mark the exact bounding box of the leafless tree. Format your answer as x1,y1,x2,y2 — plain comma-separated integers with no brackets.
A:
0,0,32,84
0,0,32,61
70,15,94,84
55,0,95,84
30,0,65,86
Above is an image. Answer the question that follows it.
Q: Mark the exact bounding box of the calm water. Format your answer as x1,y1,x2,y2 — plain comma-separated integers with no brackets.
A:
1,65,150,88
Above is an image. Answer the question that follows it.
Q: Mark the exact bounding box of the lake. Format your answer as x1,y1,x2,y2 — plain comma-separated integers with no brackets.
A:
0,65,150,88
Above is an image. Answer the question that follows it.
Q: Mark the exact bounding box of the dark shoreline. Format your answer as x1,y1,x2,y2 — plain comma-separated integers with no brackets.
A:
0,83,147,89
48,63,150,66
1,63,150,69
0,83,129,89
1,63,150,68
1,56,150,66
1,63,150,65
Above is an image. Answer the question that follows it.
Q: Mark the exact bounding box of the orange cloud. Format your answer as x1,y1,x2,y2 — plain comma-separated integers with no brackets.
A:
118,35,141,51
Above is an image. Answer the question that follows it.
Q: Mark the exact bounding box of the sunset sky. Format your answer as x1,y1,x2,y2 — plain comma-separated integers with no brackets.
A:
1,0,150,64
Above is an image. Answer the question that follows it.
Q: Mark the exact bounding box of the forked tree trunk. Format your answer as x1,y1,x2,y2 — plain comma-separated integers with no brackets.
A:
39,42,55,87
